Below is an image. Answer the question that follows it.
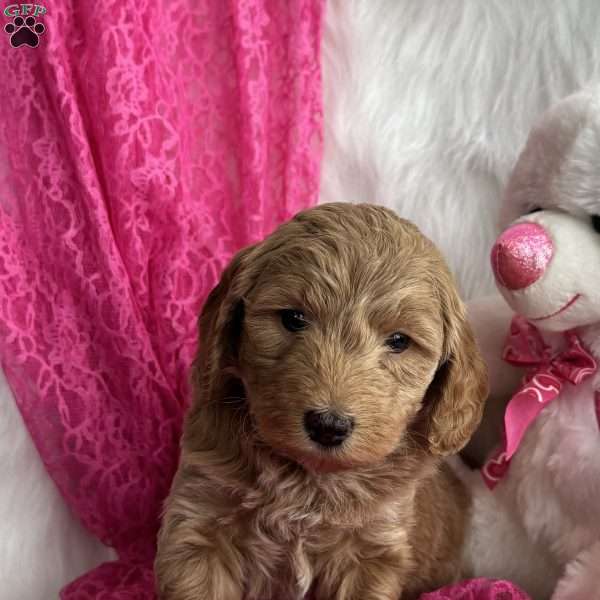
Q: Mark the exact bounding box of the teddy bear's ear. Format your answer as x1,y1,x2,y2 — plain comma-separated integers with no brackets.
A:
501,85,600,228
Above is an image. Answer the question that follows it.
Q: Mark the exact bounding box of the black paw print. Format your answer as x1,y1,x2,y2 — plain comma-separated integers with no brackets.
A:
4,16,45,48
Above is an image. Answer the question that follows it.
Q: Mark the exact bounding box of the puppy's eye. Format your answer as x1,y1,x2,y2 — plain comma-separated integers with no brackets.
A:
385,332,411,353
280,309,309,332
591,214,600,234
527,206,543,214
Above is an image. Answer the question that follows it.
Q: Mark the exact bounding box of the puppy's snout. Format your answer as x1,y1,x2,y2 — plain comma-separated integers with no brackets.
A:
491,222,553,290
304,410,354,448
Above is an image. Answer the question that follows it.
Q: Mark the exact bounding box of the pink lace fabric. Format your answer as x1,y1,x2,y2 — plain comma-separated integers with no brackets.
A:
0,1,323,597
420,578,531,600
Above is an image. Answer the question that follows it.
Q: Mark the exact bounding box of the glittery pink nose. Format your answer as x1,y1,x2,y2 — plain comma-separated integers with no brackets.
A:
491,222,553,290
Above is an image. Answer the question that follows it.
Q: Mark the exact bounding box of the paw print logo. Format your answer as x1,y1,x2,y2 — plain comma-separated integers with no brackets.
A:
4,15,45,48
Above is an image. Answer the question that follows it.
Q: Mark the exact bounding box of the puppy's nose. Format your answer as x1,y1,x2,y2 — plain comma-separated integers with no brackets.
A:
490,222,553,290
304,410,354,448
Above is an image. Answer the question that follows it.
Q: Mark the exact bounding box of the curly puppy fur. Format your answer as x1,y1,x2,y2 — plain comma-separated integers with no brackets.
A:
155,203,488,600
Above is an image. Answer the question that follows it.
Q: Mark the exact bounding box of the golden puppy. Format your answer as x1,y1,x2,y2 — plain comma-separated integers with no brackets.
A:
155,203,488,600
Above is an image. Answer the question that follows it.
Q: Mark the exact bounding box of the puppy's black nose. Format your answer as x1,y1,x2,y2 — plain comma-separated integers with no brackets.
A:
304,410,354,448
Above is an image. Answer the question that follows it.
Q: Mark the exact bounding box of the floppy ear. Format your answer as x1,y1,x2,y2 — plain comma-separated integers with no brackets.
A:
191,243,260,406
424,283,489,456
182,243,263,453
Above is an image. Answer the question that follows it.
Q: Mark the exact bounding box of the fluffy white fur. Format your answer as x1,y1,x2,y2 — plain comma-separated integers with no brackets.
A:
4,1,600,596
320,0,600,299
462,86,600,600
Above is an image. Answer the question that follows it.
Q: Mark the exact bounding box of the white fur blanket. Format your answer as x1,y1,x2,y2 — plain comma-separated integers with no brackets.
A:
3,1,600,597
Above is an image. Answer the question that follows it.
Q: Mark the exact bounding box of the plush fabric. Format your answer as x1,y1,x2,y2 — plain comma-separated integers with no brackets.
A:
420,578,530,600
463,85,600,600
319,0,600,299
0,1,323,597
481,317,597,489
2,1,600,598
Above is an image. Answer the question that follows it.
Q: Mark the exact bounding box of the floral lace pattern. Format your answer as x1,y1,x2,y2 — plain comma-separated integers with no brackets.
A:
0,1,323,597
420,578,531,600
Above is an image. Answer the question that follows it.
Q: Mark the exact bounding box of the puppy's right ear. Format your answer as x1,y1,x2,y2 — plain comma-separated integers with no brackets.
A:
192,244,260,404
423,280,489,456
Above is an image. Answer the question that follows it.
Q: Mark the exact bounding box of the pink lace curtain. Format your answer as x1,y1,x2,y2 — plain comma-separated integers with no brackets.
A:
0,1,323,597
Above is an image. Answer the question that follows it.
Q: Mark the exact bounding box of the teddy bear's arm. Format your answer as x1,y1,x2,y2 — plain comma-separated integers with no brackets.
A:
551,542,600,600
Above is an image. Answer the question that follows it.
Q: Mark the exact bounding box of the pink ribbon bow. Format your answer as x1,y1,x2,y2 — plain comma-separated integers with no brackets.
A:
482,316,597,490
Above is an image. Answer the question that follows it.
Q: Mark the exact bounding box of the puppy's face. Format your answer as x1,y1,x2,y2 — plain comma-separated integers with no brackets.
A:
241,244,444,471
197,204,487,471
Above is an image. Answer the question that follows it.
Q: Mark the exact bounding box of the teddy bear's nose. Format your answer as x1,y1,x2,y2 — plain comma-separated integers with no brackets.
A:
491,222,554,290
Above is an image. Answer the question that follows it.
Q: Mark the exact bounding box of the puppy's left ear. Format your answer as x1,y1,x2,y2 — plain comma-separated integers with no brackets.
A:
425,282,489,456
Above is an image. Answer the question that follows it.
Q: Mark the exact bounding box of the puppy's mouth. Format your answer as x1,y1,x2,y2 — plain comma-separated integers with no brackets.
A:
261,431,394,474
529,293,581,321
297,452,353,474
272,442,356,473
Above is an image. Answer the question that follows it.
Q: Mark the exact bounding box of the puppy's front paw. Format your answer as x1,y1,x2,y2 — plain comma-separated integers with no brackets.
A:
155,550,243,600
316,551,404,600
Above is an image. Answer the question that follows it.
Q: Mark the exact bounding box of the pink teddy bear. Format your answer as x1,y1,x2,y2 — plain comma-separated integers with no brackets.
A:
458,84,600,600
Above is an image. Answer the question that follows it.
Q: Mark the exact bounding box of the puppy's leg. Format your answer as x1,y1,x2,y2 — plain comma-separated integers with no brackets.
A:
316,547,406,600
552,542,600,600
155,527,244,600
155,489,244,600
155,530,244,600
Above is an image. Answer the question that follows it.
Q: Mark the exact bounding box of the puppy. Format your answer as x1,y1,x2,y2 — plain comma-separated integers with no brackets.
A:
155,203,488,600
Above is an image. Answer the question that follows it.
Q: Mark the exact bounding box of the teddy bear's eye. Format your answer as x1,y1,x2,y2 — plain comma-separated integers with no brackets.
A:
592,214,600,234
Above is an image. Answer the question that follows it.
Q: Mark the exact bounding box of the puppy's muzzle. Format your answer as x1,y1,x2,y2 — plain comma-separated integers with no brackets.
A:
304,410,354,448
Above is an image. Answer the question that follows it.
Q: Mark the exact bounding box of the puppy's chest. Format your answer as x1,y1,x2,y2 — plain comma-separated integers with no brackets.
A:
230,492,334,598
229,481,401,599
239,486,324,545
